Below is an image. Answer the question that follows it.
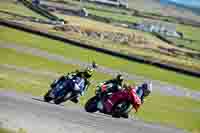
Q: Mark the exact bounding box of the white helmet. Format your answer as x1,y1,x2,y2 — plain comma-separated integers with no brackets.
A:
141,81,152,97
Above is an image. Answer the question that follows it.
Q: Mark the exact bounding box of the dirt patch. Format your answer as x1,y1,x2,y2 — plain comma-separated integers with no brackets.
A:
54,24,149,45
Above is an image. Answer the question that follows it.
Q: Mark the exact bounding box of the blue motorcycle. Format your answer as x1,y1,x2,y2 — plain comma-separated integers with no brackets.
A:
44,75,78,104
44,62,97,104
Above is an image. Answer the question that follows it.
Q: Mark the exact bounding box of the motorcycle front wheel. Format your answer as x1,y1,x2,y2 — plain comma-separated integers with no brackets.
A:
85,96,99,113
54,91,74,104
44,89,53,102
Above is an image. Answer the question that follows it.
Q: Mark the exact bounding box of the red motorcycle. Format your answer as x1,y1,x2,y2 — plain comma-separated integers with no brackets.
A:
85,83,141,118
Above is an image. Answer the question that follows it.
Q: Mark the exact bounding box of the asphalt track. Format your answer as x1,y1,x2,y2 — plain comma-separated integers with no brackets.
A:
0,90,187,133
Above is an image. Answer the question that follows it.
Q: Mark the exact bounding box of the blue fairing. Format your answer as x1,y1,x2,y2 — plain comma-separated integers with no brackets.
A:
73,77,86,94
52,79,74,98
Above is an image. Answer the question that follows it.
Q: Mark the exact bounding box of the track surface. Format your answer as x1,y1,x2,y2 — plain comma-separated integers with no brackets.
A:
0,90,186,133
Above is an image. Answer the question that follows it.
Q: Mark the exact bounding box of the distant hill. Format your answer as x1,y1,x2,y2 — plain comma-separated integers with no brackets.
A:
128,0,200,23
160,0,200,16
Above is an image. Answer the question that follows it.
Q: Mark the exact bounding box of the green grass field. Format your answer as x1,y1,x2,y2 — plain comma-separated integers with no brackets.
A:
0,1,45,19
176,25,200,52
0,45,200,132
0,26,200,91
0,47,112,94
137,94,200,132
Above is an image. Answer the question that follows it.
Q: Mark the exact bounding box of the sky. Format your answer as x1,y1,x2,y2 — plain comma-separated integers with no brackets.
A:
165,0,200,8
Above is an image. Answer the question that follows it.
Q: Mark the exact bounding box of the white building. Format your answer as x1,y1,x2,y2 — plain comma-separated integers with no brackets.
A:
134,20,182,38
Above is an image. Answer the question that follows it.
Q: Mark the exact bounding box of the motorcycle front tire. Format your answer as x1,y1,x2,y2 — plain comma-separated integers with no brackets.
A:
54,97,64,104
54,90,73,104
44,90,53,102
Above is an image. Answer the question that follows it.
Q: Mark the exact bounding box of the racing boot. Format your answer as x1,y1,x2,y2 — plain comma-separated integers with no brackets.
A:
70,97,79,103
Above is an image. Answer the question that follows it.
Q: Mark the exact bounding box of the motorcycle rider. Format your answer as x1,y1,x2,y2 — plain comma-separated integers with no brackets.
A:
99,74,124,98
70,67,94,103
95,74,124,110
136,82,152,104
51,67,94,103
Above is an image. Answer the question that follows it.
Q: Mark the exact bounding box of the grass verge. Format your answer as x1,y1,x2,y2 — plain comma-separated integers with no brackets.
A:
137,94,200,133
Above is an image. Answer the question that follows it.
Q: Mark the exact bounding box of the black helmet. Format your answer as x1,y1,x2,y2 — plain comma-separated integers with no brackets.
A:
116,74,124,83
141,82,152,97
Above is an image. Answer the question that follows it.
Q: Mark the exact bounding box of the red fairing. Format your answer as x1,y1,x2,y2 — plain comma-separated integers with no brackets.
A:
129,88,142,112
104,87,141,113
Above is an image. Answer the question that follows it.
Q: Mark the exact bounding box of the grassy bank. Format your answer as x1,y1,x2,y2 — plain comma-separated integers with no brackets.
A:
0,26,200,91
